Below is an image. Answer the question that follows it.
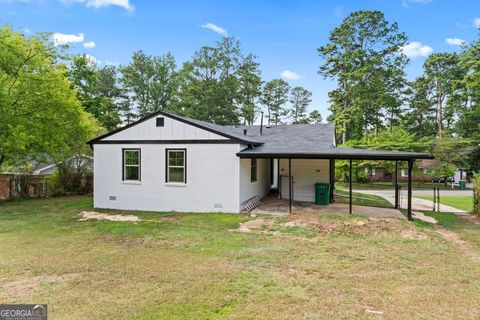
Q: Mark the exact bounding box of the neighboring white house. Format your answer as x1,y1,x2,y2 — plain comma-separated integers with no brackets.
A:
32,156,93,175
89,111,432,214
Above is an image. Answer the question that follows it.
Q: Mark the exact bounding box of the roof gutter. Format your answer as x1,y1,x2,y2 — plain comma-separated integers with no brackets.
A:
236,152,434,161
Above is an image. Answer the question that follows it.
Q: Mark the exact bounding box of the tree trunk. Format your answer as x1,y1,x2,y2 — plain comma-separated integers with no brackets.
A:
437,85,443,136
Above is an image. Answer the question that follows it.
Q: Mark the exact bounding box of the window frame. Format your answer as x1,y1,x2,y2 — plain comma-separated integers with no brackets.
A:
250,158,257,183
156,117,164,127
166,148,187,184
122,148,141,182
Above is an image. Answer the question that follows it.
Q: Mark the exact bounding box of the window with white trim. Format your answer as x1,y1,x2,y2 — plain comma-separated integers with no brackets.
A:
401,169,408,177
365,167,376,176
166,149,186,183
251,158,257,183
123,149,140,181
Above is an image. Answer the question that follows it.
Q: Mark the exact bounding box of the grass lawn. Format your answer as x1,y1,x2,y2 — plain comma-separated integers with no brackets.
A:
424,211,480,248
335,188,393,208
417,195,473,212
1,196,480,319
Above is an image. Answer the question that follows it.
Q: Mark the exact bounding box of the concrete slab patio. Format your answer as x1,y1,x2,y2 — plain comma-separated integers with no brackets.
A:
250,196,406,219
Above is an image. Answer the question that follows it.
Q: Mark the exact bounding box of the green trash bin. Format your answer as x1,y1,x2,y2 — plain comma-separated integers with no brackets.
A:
315,183,330,205
459,180,466,190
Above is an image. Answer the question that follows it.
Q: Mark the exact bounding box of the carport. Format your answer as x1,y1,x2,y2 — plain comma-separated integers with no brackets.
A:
237,148,433,221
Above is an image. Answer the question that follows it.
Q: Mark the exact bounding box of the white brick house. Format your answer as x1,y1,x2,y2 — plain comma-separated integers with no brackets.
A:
88,110,432,216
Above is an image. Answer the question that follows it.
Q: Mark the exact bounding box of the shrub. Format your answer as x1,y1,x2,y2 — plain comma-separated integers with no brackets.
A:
473,172,480,214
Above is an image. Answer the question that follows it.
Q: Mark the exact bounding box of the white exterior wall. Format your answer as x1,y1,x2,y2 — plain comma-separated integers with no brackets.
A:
94,143,241,213
239,158,271,210
104,116,228,141
279,159,329,202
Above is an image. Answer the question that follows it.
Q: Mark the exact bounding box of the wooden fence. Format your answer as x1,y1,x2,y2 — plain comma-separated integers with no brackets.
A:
0,174,93,201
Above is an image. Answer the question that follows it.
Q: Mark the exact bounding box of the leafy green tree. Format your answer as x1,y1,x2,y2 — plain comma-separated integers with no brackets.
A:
336,127,429,181
121,51,180,117
289,86,312,123
261,79,290,125
423,53,459,136
69,56,123,130
97,65,131,128
0,27,99,170
452,37,480,141
473,172,480,214
309,110,323,124
403,77,436,137
237,54,261,125
431,135,469,174
180,37,258,125
431,162,457,185
318,10,408,142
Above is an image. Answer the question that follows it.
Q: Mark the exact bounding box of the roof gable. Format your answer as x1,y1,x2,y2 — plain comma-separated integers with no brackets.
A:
88,111,262,145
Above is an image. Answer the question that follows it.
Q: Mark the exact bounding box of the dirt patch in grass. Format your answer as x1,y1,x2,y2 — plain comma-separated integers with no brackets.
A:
462,214,480,224
1,273,80,300
235,218,275,233
283,214,422,238
79,211,140,222
234,214,429,241
160,214,182,222
400,230,428,240
413,211,438,224
434,225,480,260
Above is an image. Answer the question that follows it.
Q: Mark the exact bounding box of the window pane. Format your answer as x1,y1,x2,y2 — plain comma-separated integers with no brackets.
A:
169,167,184,182
251,159,257,182
169,151,184,166
125,151,139,165
125,166,139,180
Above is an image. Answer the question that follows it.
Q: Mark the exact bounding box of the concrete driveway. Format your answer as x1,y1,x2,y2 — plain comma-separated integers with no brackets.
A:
358,189,468,214
252,196,406,219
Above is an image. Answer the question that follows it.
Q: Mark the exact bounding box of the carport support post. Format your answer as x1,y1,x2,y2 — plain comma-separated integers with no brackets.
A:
349,159,353,214
394,160,399,209
329,159,335,203
288,158,292,214
407,159,413,221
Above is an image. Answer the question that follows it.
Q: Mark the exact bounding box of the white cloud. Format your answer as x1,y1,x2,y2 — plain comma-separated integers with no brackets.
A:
400,42,433,58
200,23,228,36
84,54,99,66
281,70,301,81
53,32,84,45
474,18,480,28
59,0,133,11
83,41,96,48
402,0,432,7
105,60,119,66
445,38,466,46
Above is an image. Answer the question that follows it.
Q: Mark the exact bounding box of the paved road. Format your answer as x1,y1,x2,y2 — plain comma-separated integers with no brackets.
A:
358,189,468,214
359,189,473,197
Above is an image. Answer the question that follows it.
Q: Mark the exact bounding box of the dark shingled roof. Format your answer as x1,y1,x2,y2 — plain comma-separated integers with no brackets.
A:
234,124,432,160
177,115,432,160
88,110,433,160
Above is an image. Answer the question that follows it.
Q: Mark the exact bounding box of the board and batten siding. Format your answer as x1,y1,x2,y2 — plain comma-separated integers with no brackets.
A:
239,158,271,210
94,143,242,213
279,159,329,202
103,115,229,141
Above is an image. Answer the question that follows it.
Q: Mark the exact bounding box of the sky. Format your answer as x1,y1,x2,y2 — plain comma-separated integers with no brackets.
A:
1,0,480,119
